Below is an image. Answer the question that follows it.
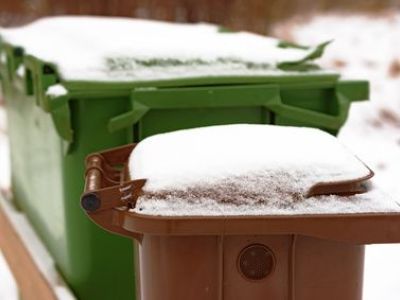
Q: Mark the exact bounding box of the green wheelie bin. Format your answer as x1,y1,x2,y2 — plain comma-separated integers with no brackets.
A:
0,16,368,300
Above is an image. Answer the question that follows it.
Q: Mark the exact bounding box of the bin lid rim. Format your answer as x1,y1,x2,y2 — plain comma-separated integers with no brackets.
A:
59,71,340,90
118,208,400,244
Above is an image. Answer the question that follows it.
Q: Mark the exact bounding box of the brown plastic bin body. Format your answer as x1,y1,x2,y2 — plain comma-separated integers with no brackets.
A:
81,144,400,300
138,234,364,300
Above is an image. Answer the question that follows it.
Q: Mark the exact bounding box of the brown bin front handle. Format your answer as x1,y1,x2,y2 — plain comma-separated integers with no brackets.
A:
81,143,146,241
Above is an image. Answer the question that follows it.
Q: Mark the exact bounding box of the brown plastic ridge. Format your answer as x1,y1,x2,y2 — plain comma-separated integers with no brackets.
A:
81,143,400,245
120,210,400,244
307,165,374,197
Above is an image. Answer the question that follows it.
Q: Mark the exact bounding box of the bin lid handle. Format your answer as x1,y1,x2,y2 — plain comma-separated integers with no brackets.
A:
81,144,147,241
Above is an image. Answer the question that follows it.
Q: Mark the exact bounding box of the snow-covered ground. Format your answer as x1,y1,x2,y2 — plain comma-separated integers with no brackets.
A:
274,12,400,300
0,250,18,300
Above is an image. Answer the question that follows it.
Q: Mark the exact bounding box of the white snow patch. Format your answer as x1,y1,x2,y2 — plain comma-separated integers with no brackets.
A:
363,244,400,300
45,84,67,99
16,65,25,77
0,108,10,189
130,124,369,191
0,195,75,299
126,124,395,216
0,52,6,64
0,251,18,300
0,16,330,82
0,106,7,132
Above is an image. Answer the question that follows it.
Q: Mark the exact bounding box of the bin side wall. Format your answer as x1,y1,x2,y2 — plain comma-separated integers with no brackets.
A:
137,234,364,300
4,81,68,270
138,106,271,140
136,84,343,140
62,97,136,300
294,236,364,300
139,235,222,300
223,235,291,300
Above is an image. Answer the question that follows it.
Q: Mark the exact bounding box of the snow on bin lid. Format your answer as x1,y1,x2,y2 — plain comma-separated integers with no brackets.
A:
0,16,331,82
128,124,400,216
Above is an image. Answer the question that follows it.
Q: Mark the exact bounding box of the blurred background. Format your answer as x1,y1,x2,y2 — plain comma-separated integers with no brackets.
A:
1,1,400,300
0,0,400,30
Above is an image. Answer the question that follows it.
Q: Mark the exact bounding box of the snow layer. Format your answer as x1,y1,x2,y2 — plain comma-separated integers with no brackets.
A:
126,124,394,216
45,84,67,98
130,124,369,191
0,133,10,190
364,244,400,300
0,251,18,300
0,16,329,82
0,52,6,64
0,107,9,190
16,65,25,77
134,185,399,216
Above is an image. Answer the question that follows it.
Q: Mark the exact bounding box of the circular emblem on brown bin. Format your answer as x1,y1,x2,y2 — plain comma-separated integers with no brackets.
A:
238,244,275,281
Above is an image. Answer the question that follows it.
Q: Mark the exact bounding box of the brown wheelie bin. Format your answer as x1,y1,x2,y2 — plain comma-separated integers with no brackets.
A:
81,142,400,300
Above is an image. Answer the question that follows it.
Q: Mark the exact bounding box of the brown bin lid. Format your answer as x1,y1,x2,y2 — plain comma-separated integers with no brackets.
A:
81,143,400,245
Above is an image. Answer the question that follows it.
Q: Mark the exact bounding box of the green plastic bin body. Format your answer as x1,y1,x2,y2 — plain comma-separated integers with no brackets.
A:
0,42,369,300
